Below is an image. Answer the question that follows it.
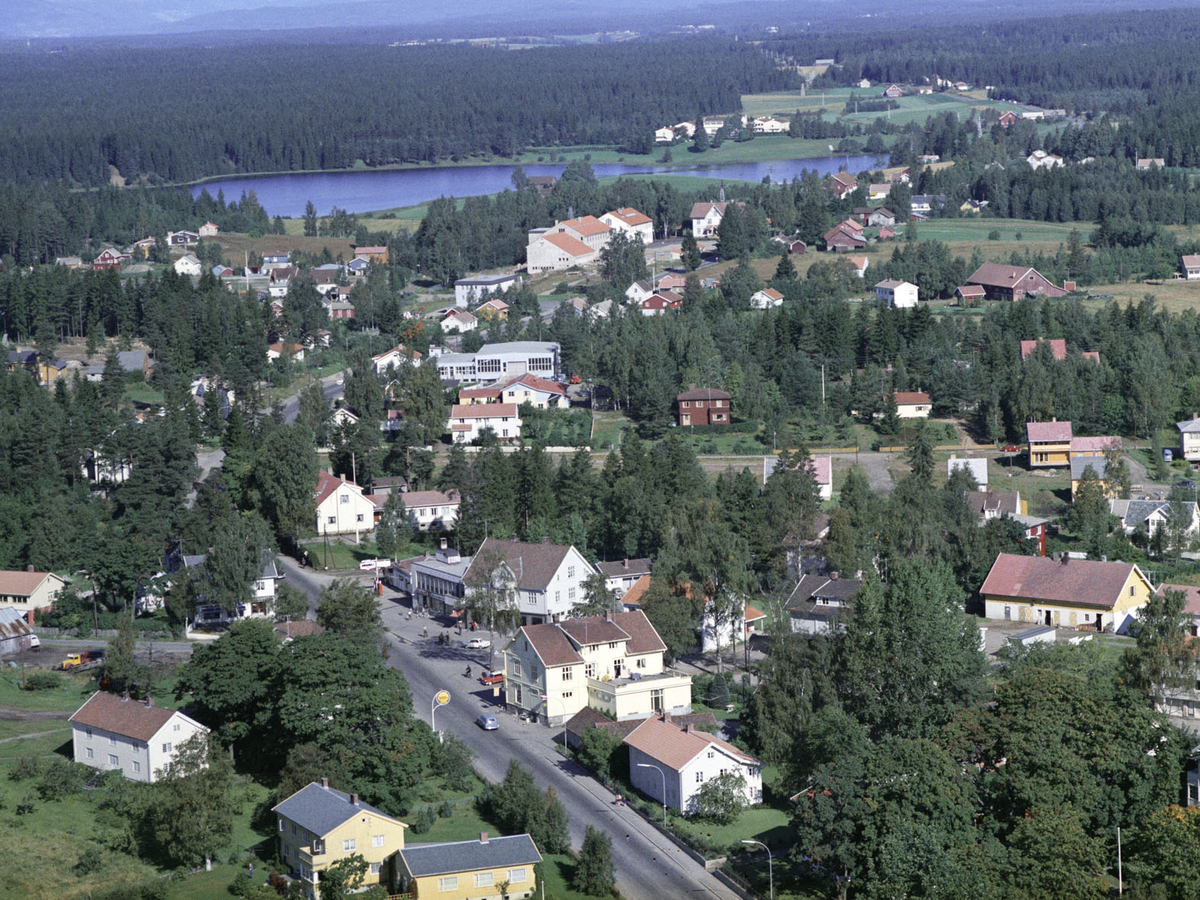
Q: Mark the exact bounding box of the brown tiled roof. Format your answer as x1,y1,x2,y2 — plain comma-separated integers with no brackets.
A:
0,570,62,597
1020,339,1067,361
1070,436,1120,453
1027,421,1073,443
619,574,652,606
449,403,520,420
399,490,458,509
314,470,356,507
518,623,584,667
69,691,196,743
624,715,759,771
830,172,857,187
610,610,666,654
559,617,630,646
980,552,1144,609
676,386,731,402
467,538,576,592
1160,584,1200,617
506,373,566,395
564,706,612,736
606,208,652,227
744,602,766,623
559,216,611,237
273,619,324,640
956,285,985,297
891,391,930,405
690,201,728,219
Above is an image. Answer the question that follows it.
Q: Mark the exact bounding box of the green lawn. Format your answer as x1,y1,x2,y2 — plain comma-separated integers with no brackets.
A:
298,537,383,571
123,382,166,406
590,412,632,450
0,670,101,714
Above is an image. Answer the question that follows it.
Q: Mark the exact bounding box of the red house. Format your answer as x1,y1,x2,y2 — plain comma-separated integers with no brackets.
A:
828,172,858,199
789,240,808,255
998,111,1018,128
641,291,683,316
677,385,732,427
92,248,129,270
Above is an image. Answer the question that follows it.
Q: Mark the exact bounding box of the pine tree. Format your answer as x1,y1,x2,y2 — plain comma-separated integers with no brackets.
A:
681,232,703,271
573,826,616,896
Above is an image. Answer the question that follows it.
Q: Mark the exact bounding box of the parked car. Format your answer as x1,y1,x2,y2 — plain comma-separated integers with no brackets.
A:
480,670,504,685
465,637,492,650
28,634,40,650
1179,479,1196,490
475,714,499,731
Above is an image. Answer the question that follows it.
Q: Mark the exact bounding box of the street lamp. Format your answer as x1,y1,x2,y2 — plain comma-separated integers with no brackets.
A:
636,763,667,826
741,840,773,900
431,689,450,742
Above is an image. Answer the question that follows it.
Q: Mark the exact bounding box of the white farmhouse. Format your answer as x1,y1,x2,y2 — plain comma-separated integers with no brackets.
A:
396,490,460,532
690,202,727,238
314,470,377,538
466,537,598,625
875,279,919,308
372,345,422,374
526,232,598,275
70,691,209,783
600,207,655,243
441,309,478,334
624,715,763,814
749,288,784,309
448,403,522,443
174,253,202,276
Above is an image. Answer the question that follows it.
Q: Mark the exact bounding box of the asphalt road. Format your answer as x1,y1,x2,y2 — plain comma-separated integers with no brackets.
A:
278,372,346,425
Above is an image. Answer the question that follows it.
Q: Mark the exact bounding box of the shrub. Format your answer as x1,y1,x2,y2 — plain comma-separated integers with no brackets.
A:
37,756,84,801
22,671,62,691
690,771,748,825
988,229,1001,241
438,799,453,818
411,806,436,834
75,847,105,875
229,870,253,896
10,755,44,781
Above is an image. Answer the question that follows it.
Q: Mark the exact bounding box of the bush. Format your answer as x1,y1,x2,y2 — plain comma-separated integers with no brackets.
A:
438,799,453,818
37,756,84,801
988,229,1001,241
411,806,436,834
690,771,748,825
10,756,44,781
75,847,105,875
229,870,253,896
22,671,62,691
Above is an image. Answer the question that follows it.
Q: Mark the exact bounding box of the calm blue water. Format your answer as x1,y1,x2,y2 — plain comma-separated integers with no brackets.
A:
190,155,887,218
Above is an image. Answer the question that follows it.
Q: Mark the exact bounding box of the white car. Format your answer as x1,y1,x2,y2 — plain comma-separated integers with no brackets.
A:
465,637,491,650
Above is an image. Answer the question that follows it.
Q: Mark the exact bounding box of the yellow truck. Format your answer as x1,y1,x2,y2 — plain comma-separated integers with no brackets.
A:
59,649,104,671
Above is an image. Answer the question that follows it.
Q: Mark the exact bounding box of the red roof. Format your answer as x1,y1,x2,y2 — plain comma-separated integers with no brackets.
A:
315,470,360,506
1026,421,1073,443
450,403,519,419
1070,436,1120,453
1160,584,1200,617
677,386,731,402
559,216,610,237
620,574,652,606
506,374,566,395
892,391,930,406
69,692,197,743
1020,339,1067,361
540,232,594,257
807,456,832,486
606,208,652,227
624,715,759,772
690,201,728,219
981,553,1144,610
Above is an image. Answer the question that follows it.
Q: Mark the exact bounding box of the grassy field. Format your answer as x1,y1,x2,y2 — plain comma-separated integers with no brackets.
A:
741,87,1026,129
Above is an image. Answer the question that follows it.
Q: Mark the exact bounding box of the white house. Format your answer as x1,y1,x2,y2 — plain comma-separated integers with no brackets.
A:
314,471,377,538
1027,150,1064,170
497,373,569,409
1182,255,1200,281
372,345,422,374
448,403,522,443
752,116,789,134
442,309,478,334
526,232,598,275
1109,499,1200,538
175,550,285,628
690,202,727,238
466,537,598,625
892,391,932,418
749,288,784,309
786,575,863,636
600,208,654,243
624,715,763,814
875,279,918,308
436,341,559,384
597,558,653,597
809,456,833,501
396,490,460,532
1179,416,1200,461
625,280,654,305
69,691,209,784
948,456,989,490
454,274,519,308
174,253,202,276
655,126,677,143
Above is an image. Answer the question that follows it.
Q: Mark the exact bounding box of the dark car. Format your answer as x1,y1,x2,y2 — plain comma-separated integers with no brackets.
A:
1179,479,1196,490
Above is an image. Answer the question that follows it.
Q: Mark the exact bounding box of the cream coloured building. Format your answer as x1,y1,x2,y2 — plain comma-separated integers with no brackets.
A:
0,570,66,624
504,610,692,726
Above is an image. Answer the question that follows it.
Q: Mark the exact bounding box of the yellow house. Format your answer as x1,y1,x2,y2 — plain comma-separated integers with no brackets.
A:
0,570,67,624
1026,420,1072,468
980,552,1152,634
505,610,692,726
273,780,408,899
397,833,542,899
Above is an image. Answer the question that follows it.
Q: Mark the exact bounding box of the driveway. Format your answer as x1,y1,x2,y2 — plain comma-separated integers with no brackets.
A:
378,593,740,900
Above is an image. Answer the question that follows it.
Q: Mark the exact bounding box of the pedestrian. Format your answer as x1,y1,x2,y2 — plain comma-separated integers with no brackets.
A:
423,625,428,638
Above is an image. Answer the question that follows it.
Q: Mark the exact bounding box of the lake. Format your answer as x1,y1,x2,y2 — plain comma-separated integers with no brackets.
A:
189,155,887,218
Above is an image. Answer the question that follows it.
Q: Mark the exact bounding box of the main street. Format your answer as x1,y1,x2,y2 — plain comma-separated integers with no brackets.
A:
281,563,740,900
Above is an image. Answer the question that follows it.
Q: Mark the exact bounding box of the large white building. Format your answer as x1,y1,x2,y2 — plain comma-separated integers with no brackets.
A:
70,691,209,783
526,232,598,275
454,274,520,308
448,403,522,443
465,538,599,626
1179,416,1200,461
396,490,460,531
435,341,559,384
625,715,763,814
875,279,919,308
600,208,654,243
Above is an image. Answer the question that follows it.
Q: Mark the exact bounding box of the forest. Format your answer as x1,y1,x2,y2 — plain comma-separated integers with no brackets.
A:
0,38,791,186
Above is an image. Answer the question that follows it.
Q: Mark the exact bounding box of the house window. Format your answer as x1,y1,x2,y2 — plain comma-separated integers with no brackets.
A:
513,660,522,676
343,839,356,851
531,665,539,680
109,735,117,746
173,724,181,732
682,401,689,408
132,761,141,773
563,691,573,699
86,748,94,759
108,754,119,766
696,771,704,783
585,663,596,678
568,566,575,578
373,834,386,848
340,495,349,504
569,588,576,601
1130,586,1135,597
86,727,92,738
327,516,336,524
283,845,290,860
370,863,382,875
162,742,172,753
475,872,494,888
515,686,522,705
637,657,646,668
356,514,364,522
438,877,459,892
292,823,297,836
608,641,617,649
707,750,714,759
279,819,285,832
563,668,572,681
509,868,527,883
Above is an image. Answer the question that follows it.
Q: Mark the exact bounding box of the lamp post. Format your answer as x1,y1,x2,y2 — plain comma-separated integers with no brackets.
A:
742,840,773,900
431,689,450,742
636,763,667,826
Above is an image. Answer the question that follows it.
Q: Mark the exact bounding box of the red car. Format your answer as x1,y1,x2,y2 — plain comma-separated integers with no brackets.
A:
480,670,504,685
1002,444,1021,453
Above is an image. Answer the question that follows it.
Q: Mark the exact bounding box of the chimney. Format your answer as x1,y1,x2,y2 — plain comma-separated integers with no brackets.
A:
322,777,329,788
351,793,360,806
1061,554,1069,565
440,537,448,551
480,832,489,844
604,609,612,622
685,724,696,734
144,695,153,708
26,564,34,572
121,690,130,702
623,559,629,569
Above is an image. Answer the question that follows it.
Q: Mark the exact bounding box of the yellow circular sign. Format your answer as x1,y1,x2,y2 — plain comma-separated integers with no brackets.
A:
435,690,450,705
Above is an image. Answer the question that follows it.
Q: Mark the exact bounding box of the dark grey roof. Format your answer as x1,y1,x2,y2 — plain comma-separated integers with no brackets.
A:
400,834,541,878
273,783,397,837
8,350,37,365
259,551,281,580
786,575,863,610
596,558,653,578
1070,457,1108,481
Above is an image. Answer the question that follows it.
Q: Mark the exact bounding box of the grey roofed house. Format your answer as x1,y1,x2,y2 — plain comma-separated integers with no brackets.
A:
86,350,151,380
398,834,542,878
786,574,863,634
966,490,1021,518
947,457,988,489
463,537,573,592
596,558,653,579
272,782,399,837
1071,456,1108,481
1178,417,1200,434
1109,498,1199,535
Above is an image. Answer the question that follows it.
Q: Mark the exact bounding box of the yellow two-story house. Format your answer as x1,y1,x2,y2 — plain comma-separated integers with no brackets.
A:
273,780,408,899
504,610,692,726
397,832,542,899
980,552,1153,634
1026,420,1072,468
